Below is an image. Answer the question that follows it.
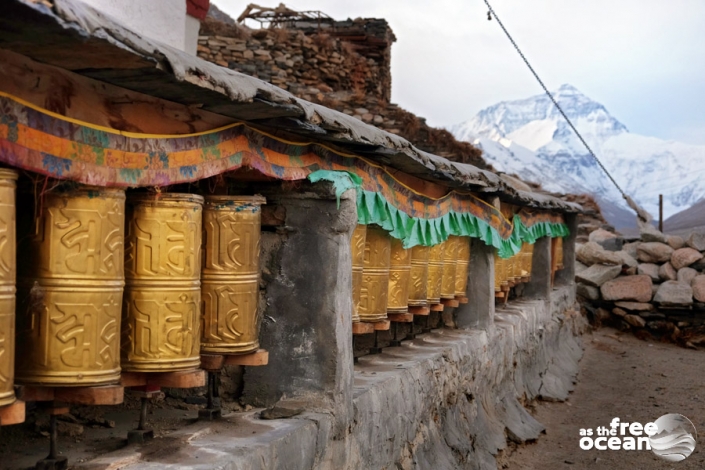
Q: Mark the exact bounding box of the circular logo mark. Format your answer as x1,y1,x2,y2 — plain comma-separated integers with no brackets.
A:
649,413,698,462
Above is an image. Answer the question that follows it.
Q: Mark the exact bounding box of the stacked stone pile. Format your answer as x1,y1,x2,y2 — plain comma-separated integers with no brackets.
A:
197,27,390,102
576,226,705,347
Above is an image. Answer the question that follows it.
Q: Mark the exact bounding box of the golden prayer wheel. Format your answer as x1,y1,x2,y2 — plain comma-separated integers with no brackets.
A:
387,238,411,313
454,237,471,297
511,251,522,282
441,236,460,299
351,224,367,323
359,226,390,322
408,245,429,306
524,242,534,279
426,242,445,304
122,194,203,372
499,254,509,289
0,169,17,406
201,195,266,355
16,186,125,386
555,236,564,270
493,252,502,293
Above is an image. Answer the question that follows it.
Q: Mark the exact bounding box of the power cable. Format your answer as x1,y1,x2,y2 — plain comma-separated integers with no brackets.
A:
484,0,628,201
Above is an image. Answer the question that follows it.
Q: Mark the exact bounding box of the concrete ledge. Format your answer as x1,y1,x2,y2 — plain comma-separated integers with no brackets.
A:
81,286,586,470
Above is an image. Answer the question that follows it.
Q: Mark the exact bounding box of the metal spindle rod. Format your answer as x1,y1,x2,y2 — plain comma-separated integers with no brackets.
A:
138,397,149,431
49,414,58,459
207,372,215,409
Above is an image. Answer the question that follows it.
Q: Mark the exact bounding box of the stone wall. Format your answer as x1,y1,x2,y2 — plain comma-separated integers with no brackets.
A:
198,12,487,169
198,18,394,102
576,225,705,347
77,286,586,470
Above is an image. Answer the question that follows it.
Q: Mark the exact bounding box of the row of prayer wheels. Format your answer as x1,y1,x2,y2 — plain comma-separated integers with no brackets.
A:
351,225,471,323
0,168,266,407
494,243,535,293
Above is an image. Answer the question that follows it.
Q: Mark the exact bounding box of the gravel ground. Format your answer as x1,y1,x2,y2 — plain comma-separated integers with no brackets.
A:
505,327,705,469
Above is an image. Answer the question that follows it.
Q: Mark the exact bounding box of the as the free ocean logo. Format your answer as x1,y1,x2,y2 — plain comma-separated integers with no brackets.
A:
579,414,697,461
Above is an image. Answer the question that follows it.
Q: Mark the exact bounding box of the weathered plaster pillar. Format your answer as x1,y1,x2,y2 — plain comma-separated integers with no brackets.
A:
242,182,356,429
523,236,552,299
455,238,495,330
555,213,577,286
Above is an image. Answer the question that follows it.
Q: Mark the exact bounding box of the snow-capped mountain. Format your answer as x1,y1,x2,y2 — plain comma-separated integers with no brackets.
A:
450,84,705,229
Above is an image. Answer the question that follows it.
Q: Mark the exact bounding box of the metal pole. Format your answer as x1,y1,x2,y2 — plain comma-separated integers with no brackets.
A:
49,414,58,459
138,397,148,431
659,194,663,232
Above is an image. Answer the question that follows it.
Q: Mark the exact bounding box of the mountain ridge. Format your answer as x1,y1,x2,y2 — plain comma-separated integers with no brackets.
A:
450,85,705,229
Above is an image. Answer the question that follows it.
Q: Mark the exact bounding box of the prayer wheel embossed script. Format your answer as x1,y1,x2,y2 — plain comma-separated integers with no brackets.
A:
16,187,125,386
359,226,390,322
201,196,265,355
440,237,459,299
387,238,411,313
350,224,367,323
454,237,471,297
408,245,429,306
122,194,203,372
0,169,17,405
426,242,445,304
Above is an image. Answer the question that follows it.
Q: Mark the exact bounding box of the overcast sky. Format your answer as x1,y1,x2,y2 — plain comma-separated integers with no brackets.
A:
212,0,705,145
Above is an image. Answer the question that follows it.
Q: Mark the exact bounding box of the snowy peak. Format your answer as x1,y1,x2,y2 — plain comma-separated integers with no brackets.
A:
451,84,628,153
450,85,705,229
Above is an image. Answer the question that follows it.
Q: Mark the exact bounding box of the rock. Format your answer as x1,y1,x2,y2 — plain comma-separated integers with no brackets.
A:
637,263,660,282
622,242,639,259
612,307,627,317
260,406,304,420
599,237,624,252
575,261,588,274
575,264,622,287
653,281,693,306
614,301,654,311
578,223,599,235
614,250,638,268
666,235,685,250
647,321,674,333
589,228,616,243
624,314,646,328
638,311,665,320
677,267,698,284
652,284,659,296
601,275,653,302
576,242,622,266
671,247,703,270
691,275,705,302
58,421,84,438
690,257,705,271
687,232,705,251
595,308,611,321
658,262,677,281
576,283,600,300
636,242,673,263
625,267,637,275
640,224,667,243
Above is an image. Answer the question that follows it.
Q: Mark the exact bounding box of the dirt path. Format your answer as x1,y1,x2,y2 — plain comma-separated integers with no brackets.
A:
505,327,705,469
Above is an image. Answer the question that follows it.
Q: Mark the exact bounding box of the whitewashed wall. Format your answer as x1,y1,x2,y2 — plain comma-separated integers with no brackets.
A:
77,0,200,54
